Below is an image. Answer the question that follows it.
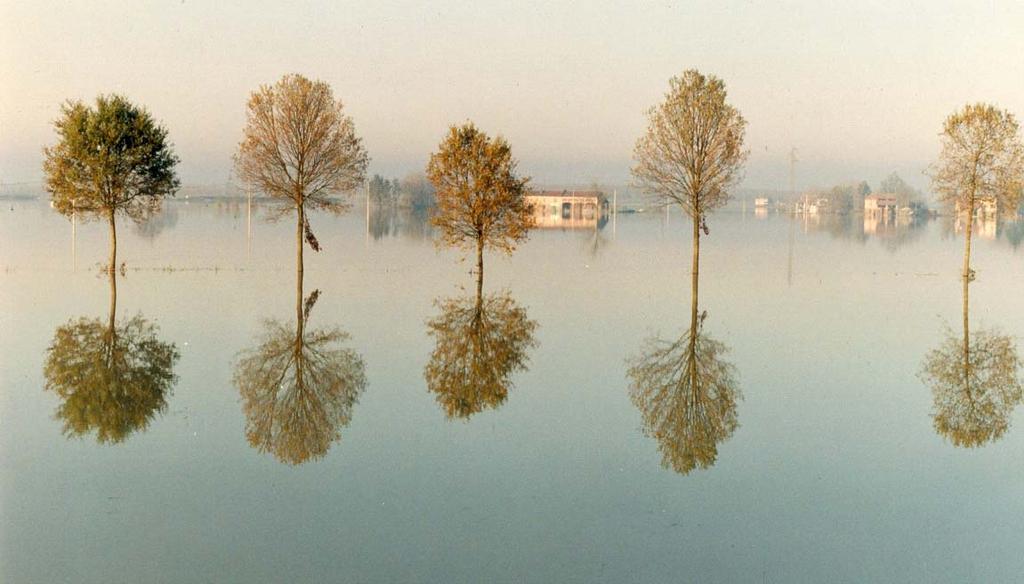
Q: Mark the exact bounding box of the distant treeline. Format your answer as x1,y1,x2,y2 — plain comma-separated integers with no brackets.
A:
796,172,927,214
367,173,436,210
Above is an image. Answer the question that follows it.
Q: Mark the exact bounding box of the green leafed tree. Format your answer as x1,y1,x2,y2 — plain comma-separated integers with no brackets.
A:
43,95,180,272
426,123,533,296
235,74,369,274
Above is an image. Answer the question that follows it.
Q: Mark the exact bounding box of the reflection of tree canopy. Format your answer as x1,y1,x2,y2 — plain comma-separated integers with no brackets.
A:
234,289,367,465
43,277,178,444
627,313,740,474
425,292,538,419
920,280,1022,447
132,203,180,240
368,205,434,241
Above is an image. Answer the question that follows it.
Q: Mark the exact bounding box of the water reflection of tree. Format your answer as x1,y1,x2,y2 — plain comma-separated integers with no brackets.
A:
43,273,179,443
368,205,434,241
424,291,538,419
234,269,367,465
132,203,180,240
920,278,1023,447
798,212,927,252
627,268,740,475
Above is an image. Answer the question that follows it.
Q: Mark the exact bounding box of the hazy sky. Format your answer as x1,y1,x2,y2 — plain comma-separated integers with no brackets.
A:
2,1,1022,192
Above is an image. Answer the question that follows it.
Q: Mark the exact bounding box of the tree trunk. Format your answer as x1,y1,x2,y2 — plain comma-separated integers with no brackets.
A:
476,237,484,301
108,209,117,274
297,203,305,281
962,195,974,282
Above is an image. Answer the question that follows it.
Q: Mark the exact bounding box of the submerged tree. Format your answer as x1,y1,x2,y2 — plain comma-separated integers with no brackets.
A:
43,94,180,272
920,278,1023,448
633,70,747,286
234,268,367,465
427,123,533,296
235,74,369,273
931,103,1024,281
424,291,538,420
43,273,179,443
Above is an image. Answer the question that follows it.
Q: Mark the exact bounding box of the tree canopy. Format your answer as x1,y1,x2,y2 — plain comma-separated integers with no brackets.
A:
43,94,180,223
932,103,1024,216
426,123,533,277
236,73,369,256
633,70,748,219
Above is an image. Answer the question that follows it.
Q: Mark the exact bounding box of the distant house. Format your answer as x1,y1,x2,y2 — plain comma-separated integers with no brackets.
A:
954,196,998,218
795,197,828,215
754,197,769,208
864,193,897,215
526,190,608,229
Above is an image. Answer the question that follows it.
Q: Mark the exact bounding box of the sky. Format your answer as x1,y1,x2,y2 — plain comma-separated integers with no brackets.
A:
2,0,1023,193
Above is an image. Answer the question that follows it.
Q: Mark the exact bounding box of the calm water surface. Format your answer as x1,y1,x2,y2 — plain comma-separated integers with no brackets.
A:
3,200,1024,583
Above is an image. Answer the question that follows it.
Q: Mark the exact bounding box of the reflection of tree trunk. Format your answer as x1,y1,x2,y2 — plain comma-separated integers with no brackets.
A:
295,259,304,395
296,259,304,340
107,269,117,368
108,208,117,274
476,237,484,300
962,274,971,400
689,210,701,392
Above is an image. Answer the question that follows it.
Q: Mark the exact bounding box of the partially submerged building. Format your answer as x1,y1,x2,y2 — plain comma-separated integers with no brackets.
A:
864,193,898,216
526,190,608,229
954,196,998,218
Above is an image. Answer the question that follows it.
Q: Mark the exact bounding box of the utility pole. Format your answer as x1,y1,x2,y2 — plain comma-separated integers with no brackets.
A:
612,189,617,238
246,188,252,259
72,199,77,272
789,147,799,212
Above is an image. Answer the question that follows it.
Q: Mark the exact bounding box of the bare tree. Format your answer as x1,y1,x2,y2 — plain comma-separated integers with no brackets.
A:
633,70,747,291
235,74,369,274
931,103,1024,281
427,123,533,296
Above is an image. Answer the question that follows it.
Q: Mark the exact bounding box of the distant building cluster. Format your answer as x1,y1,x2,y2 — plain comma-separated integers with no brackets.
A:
526,190,609,229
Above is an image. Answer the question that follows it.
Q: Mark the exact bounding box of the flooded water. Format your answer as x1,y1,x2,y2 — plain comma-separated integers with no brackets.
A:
3,199,1024,583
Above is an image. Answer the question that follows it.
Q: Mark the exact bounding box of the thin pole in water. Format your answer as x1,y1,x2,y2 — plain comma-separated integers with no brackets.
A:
612,189,617,239
72,201,77,272
246,189,252,259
